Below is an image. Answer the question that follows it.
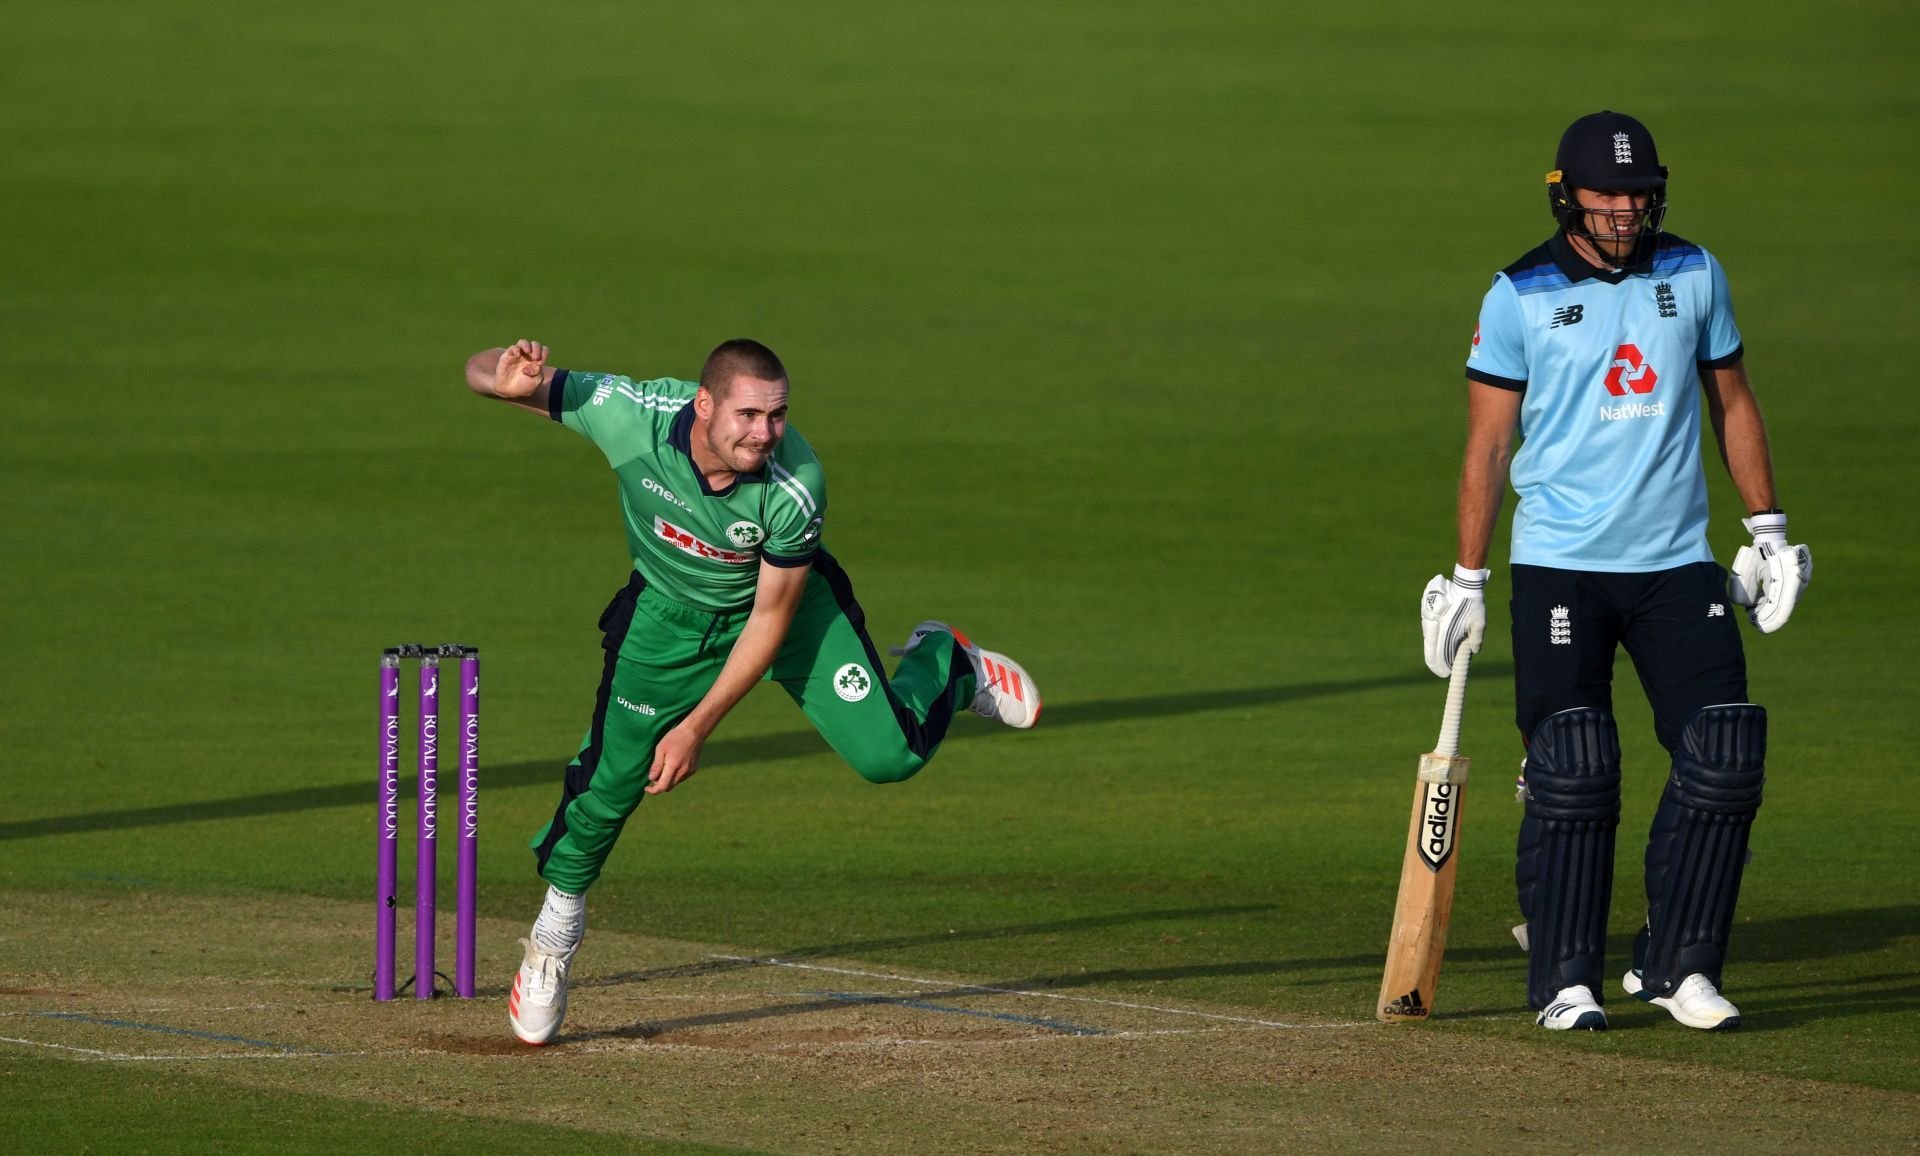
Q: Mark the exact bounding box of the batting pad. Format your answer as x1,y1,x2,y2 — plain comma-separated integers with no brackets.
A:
1516,707,1622,1009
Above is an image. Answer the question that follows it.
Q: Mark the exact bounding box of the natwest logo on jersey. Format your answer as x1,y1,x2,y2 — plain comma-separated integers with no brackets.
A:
1602,343,1657,397
654,516,756,565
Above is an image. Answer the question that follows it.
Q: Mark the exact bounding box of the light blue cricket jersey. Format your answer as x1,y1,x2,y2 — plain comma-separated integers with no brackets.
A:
1466,231,1744,572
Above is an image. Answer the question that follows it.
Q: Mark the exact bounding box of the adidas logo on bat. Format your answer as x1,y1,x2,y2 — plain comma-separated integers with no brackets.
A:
1383,989,1428,1017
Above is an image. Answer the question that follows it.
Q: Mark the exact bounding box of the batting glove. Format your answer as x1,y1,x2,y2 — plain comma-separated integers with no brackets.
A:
1421,565,1489,678
1728,511,1812,634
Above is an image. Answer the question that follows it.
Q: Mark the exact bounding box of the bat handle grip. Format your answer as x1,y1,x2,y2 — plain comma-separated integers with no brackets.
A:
1435,645,1472,757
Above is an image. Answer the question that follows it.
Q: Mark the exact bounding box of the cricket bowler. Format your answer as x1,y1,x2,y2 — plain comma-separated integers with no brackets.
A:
465,338,1041,1045
1419,111,1812,1031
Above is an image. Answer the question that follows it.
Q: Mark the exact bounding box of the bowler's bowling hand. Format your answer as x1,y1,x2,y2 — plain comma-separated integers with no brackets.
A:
493,339,549,399
645,724,705,795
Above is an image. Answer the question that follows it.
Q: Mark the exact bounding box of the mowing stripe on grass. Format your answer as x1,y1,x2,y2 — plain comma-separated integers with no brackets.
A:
32,1011,321,1053
714,956,1371,1029
807,991,1107,1036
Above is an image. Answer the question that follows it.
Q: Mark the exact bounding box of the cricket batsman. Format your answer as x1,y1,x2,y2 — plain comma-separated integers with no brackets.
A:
465,338,1041,1045
1420,112,1812,1031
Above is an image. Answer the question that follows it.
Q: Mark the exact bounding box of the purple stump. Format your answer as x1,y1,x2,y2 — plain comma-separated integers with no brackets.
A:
416,655,440,999
456,649,479,998
375,652,401,1000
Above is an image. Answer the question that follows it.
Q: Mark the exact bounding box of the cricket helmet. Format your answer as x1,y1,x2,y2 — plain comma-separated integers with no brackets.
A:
1546,110,1669,242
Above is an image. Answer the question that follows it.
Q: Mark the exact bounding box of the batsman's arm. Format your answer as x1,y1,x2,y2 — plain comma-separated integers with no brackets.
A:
465,341,560,417
1456,381,1521,570
644,559,810,795
1701,361,1778,513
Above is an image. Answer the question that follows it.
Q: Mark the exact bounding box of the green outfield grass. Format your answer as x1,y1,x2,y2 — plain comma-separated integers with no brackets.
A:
3,0,1916,1150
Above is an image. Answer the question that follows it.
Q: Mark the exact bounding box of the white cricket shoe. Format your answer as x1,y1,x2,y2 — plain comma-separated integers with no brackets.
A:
509,937,572,1046
1536,985,1608,1031
1624,969,1741,1031
888,620,1041,729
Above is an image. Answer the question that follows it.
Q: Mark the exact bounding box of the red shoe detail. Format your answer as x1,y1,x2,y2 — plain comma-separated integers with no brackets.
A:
1008,671,1024,702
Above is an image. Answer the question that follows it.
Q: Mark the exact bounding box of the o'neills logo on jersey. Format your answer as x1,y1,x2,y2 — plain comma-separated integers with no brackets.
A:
654,516,756,565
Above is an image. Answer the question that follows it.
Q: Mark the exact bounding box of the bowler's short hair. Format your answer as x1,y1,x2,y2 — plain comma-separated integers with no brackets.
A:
700,339,787,398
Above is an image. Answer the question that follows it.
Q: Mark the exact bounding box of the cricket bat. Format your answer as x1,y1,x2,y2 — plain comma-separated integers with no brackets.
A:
1376,645,1472,1022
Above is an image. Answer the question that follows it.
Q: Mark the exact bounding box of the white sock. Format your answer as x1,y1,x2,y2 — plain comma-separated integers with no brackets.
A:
531,886,584,956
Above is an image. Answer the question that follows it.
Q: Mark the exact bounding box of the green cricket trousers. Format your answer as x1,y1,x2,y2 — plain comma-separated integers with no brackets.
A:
530,553,976,893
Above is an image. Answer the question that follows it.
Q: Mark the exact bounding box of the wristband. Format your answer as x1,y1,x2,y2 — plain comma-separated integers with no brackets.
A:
1742,511,1788,545
1452,564,1491,596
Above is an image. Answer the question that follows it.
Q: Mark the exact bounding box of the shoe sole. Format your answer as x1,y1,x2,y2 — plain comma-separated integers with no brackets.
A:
1623,971,1739,1031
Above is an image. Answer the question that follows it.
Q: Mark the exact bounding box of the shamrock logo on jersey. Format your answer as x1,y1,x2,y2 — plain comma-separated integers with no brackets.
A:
726,521,766,549
833,663,872,702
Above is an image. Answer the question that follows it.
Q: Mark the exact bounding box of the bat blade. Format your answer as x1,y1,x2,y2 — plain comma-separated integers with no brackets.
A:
1378,645,1473,1023
1376,751,1470,1021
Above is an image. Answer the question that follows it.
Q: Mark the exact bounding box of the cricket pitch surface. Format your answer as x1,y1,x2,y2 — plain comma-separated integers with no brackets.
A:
4,889,1915,1153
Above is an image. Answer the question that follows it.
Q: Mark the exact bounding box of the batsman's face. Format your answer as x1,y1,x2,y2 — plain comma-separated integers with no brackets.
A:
702,376,788,474
1574,187,1652,262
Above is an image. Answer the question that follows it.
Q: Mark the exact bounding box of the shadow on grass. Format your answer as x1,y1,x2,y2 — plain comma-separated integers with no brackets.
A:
1733,904,1920,965
3,666,1499,842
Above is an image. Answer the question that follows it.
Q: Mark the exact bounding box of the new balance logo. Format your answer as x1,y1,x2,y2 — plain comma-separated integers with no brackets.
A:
1383,989,1427,1017
1708,604,1726,618
1550,304,1584,328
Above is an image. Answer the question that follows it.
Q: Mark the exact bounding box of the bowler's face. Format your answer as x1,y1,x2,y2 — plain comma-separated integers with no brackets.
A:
704,376,788,474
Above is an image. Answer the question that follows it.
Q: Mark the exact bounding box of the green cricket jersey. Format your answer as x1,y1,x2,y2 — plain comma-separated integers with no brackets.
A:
548,370,826,612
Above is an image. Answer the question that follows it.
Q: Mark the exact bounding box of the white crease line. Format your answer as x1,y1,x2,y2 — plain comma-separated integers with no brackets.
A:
709,957,1370,1029
0,1036,352,1062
